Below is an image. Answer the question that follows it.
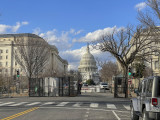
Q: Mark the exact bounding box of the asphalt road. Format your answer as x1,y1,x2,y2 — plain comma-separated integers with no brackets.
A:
0,91,131,120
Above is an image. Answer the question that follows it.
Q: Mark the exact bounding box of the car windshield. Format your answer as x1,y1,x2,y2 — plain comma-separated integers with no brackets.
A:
101,83,107,85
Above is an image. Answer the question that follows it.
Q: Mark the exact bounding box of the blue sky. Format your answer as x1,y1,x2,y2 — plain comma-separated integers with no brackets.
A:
0,0,146,69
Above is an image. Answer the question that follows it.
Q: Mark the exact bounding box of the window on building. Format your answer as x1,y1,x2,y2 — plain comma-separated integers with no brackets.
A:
0,56,2,60
0,69,2,72
155,61,159,69
15,62,17,66
6,49,8,53
5,69,8,72
6,55,8,59
6,62,8,66
0,62,2,67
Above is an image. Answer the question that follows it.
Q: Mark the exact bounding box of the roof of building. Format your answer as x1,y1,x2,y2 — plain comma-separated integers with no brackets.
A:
0,33,41,38
49,45,59,54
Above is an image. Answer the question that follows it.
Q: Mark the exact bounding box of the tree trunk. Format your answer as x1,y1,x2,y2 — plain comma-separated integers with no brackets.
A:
124,66,128,98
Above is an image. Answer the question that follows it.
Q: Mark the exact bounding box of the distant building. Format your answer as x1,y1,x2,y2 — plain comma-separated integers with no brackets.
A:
0,33,68,77
78,44,99,84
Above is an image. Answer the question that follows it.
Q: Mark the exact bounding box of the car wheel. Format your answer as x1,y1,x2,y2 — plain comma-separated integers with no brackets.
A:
141,108,149,120
130,105,139,120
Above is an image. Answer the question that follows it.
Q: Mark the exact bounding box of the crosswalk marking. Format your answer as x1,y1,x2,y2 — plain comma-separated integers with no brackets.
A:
0,102,15,106
107,104,117,109
56,102,69,106
0,101,130,111
26,102,41,106
8,102,28,106
42,102,55,105
90,103,98,108
73,102,81,107
123,105,130,110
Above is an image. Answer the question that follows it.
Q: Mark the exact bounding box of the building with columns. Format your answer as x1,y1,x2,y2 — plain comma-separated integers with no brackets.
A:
78,44,99,84
0,33,68,78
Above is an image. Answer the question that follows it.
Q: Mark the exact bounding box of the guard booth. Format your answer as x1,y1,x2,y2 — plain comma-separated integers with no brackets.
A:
29,77,77,97
113,75,126,98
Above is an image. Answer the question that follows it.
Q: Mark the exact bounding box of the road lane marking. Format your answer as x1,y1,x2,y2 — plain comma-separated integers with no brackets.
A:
40,106,130,113
90,103,98,108
107,104,117,109
0,102,15,106
56,102,69,106
123,105,130,110
25,102,41,106
73,102,81,107
1,107,39,120
112,110,121,120
8,102,28,106
42,102,55,105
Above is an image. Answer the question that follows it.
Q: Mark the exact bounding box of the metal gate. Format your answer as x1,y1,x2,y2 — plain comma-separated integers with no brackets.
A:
29,77,77,97
113,76,126,98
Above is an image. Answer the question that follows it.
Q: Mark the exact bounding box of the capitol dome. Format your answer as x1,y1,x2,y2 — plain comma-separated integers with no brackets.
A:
78,45,97,70
78,44,99,84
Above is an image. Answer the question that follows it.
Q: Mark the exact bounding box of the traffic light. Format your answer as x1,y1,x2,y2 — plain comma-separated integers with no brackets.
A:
17,70,20,77
128,67,132,76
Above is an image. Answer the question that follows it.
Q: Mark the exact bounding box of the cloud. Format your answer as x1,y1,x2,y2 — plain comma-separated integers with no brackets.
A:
74,26,117,42
34,28,83,51
135,2,147,11
59,45,113,70
21,21,29,25
33,27,116,70
0,21,29,34
33,27,41,35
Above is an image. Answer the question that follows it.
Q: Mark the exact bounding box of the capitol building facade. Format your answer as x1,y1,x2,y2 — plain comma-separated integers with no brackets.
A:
78,45,99,84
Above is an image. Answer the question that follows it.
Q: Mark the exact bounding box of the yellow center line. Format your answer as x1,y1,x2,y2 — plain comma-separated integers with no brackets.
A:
1,107,39,120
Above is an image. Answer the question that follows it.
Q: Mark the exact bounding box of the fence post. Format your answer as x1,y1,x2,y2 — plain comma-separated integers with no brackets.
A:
58,78,60,96
62,77,63,96
68,77,70,96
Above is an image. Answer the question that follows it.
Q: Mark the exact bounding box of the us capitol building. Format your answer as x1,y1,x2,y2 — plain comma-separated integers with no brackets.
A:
78,44,100,84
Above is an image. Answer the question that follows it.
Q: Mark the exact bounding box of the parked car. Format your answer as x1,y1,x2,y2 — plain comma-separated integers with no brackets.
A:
130,76,160,120
99,82,109,90
83,83,88,87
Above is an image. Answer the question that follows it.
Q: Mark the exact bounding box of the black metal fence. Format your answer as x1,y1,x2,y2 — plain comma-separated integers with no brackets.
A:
0,76,28,97
114,77,126,98
29,77,77,97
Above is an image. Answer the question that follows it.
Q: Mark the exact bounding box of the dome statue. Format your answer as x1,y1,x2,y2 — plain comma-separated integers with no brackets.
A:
78,44,99,84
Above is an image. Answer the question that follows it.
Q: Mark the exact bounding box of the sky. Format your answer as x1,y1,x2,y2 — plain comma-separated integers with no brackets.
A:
0,0,147,70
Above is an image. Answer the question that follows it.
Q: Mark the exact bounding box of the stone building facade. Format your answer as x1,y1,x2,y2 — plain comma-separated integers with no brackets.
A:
0,33,68,78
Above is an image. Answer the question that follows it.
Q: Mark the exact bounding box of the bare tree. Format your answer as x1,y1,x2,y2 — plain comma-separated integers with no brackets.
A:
14,37,50,80
99,61,120,84
91,25,160,98
138,0,160,28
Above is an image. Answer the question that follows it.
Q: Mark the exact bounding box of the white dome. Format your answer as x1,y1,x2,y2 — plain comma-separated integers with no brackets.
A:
78,44,99,84
78,45,97,69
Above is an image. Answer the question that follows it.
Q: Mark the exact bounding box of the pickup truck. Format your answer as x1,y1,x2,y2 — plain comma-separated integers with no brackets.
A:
131,76,160,120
